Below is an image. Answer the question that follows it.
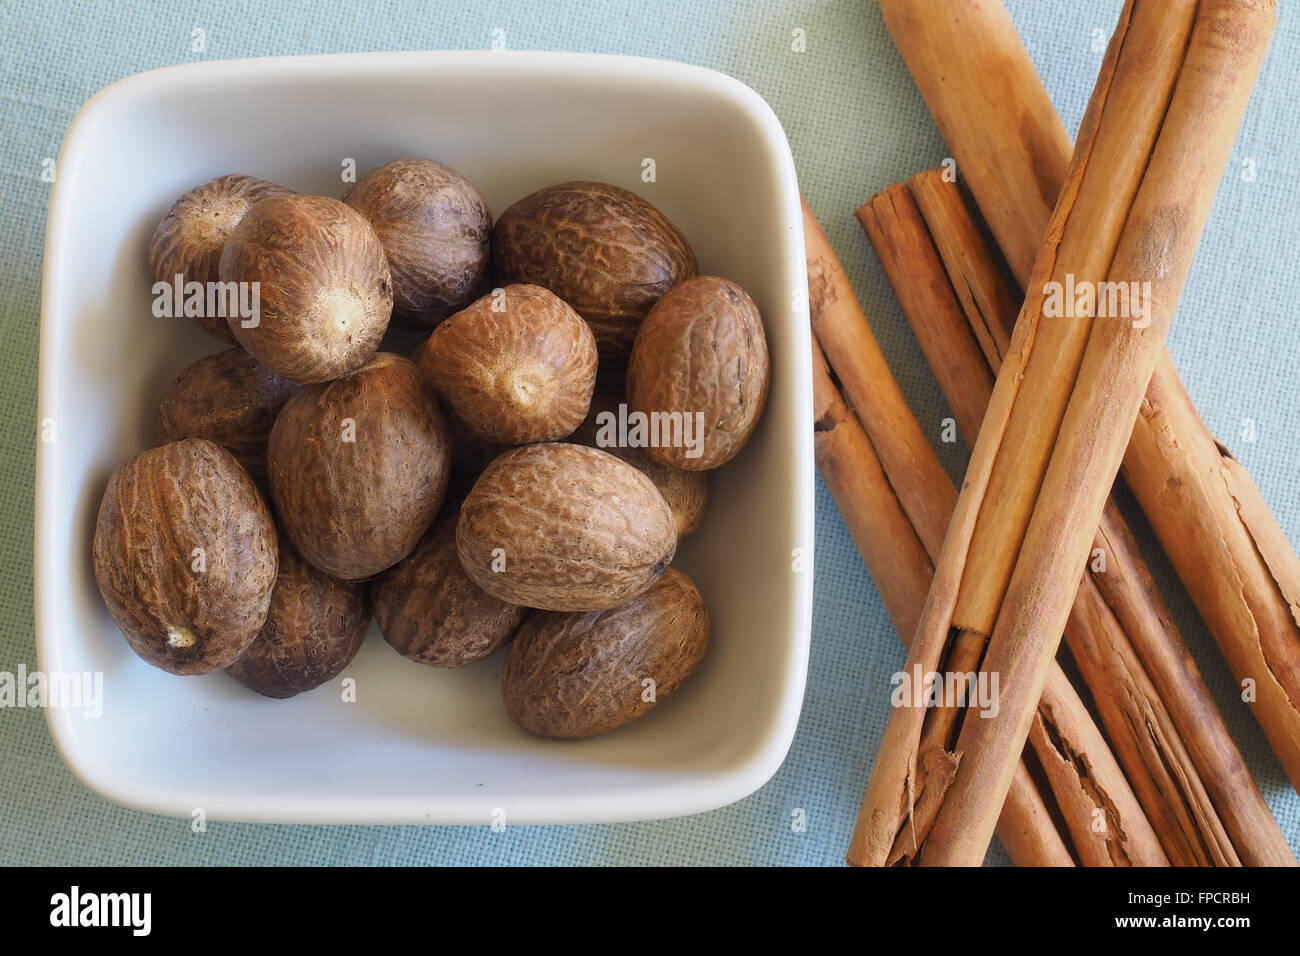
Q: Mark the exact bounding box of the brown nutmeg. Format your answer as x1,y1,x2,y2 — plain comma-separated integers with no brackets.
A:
626,276,770,471
372,510,525,668
571,391,707,538
92,438,278,675
406,335,506,478
502,569,709,738
226,540,370,698
153,348,301,490
268,353,450,581
219,194,392,383
412,284,597,445
343,158,491,329
148,174,294,343
492,181,697,365
456,443,676,612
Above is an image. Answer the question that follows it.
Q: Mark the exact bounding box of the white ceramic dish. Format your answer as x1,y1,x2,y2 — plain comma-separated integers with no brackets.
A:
36,51,812,825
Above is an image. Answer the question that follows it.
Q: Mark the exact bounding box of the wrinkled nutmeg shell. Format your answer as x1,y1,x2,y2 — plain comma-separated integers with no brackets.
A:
412,284,597,445
406,335,505,476
268,353,450,581
372,510,525,668
148,174,294,344
571,391,707,538
219,194,392,383
153,348,301,491
343,158,492,330
92,438,278,675
502,569,709,738
456,443,676,612
227,540,370,698
491,181,697,366
626,276,770,471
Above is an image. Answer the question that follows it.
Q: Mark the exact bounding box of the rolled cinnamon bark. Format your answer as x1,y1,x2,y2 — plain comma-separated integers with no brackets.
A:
853,0,1276,866
1000,762,1074,868
808,202,1163,867
810,336,930,644
859,170,1294,867
877,0,1300,793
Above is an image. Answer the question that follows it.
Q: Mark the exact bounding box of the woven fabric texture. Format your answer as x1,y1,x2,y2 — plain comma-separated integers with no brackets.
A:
1,0,1297,865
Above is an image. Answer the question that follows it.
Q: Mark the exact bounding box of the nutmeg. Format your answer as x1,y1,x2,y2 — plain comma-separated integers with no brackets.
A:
412,284,597,445
219,194,392,383
148,174,293,343
92,438,278,675
153,348,301,491
227,540,370,698
626,276,770,470
502,569,709,738
344,158,491,329
456,443,676,612
267,353,450,581
571,391,707,538
492,181,697,365
372,509,524,668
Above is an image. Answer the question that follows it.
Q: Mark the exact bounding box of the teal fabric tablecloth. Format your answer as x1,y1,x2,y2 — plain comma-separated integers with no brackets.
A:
2,0,1297,866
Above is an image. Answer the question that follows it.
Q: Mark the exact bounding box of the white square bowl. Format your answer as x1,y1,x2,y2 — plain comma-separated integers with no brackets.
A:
36,51,812,825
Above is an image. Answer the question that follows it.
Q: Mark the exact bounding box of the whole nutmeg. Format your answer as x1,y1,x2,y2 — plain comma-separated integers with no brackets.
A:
626,276,770,471
572,391,707,538
372,510,525,668
343,158,491,329
492,181,697,365
153,348,301,491
456,443,676,612
148,174,293,343
268,353,450,581
219,194,392,383
404,321,505,479
412,284,597,445
503,569,709,738
227,540,370,698
92,438,278,675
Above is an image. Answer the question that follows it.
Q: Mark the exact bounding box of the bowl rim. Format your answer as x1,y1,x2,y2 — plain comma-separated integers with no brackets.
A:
36,49,814,825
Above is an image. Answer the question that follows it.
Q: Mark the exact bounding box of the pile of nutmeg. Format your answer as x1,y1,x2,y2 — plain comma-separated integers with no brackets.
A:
92,159,770,738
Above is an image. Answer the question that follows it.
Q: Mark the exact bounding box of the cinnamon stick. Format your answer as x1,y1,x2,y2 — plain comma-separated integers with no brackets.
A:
807,223,954,560
852,0,1276,866
860,171,1294,866
1000,761,1074,869
810,336,931,643
1029,667,1162,868
878,0,1300,792
1127,365,1300,788
807,203,1164,866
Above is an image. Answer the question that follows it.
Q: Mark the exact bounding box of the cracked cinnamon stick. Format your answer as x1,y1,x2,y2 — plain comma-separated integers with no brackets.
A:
877,0,1300,793
859,171,1294,866
807,201,1164,866
852,0,1276,866
810,336,930,644
1029,667,1159,868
